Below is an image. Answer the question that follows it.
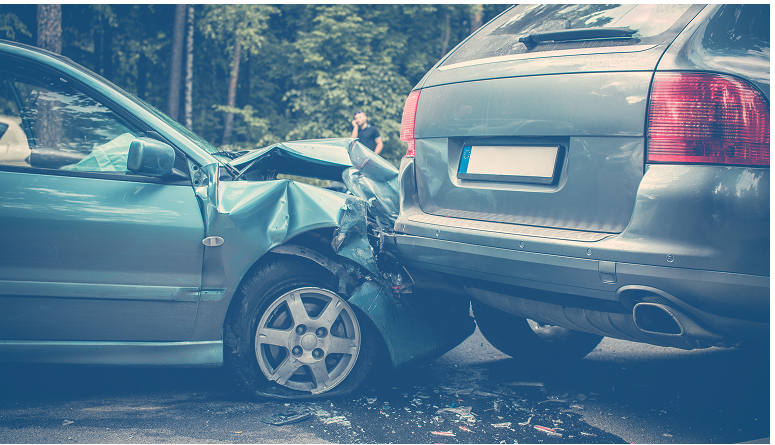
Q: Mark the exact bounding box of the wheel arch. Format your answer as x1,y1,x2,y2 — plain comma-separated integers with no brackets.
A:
221,228,392,370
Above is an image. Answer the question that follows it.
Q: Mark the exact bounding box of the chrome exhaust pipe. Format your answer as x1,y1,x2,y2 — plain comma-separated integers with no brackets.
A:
633,303,722,341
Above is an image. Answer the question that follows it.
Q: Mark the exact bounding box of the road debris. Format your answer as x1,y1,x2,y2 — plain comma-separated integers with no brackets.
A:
460,414,477,424
62,420,74,426
432,431,456,437
534,425,562,437
261,408,313,426
474,390,498,397
321,416,351,427
296,368,625,444
437,406,472,416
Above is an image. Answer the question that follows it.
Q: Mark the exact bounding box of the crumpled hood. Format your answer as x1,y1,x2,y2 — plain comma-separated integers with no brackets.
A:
198,137,402,292
228,138,356,182
228,137,400,228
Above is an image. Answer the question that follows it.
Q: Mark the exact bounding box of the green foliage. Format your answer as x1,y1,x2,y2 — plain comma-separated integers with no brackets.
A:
0,4,511,166
200,4,279,55
0,12,30,40
214,104,279,149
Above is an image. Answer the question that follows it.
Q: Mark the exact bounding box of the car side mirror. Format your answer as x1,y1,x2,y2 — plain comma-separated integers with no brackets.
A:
127,137,176,177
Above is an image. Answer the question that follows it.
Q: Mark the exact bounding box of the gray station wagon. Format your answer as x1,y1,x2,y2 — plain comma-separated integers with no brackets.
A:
388,4,769,360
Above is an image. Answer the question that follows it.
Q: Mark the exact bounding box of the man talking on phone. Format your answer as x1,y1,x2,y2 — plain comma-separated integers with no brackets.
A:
351,110,383,155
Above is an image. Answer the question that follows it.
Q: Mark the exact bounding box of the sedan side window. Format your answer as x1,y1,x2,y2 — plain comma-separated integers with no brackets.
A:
0,64,141,173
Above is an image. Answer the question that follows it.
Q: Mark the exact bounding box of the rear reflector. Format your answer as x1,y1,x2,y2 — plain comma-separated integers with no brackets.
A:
647,72,769,166
400,90,421,157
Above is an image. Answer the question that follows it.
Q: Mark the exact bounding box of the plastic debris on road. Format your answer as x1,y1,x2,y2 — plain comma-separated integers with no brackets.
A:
534,425,563,437
300,370,624,444
437,406,472,416
534,425,556,432
321,416,351,427
433,429,456,437
62,420,74,426
260,408,313,426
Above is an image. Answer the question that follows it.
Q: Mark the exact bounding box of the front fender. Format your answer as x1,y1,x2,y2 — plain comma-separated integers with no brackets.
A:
349,281,475,368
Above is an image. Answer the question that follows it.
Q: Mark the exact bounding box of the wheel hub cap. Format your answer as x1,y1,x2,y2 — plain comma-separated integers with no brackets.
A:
301,334,318,350
254,287,361,395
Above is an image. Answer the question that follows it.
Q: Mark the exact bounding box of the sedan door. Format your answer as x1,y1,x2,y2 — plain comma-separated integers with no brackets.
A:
0,57,205,342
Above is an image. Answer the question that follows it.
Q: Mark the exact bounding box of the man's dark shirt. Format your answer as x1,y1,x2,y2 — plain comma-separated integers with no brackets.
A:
356,125,380,151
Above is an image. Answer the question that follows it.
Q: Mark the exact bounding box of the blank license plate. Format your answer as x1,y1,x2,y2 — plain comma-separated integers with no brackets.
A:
458,145,560,184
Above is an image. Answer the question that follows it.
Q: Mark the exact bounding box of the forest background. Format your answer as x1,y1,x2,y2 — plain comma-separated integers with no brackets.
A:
0,4,510,166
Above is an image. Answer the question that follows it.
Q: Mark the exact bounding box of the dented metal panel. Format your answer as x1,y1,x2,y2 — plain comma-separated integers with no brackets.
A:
229,138,355,181
190,138,470,367
349,281,475,367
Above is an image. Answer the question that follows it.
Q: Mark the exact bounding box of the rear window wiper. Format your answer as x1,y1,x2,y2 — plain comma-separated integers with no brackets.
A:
519,27,636,49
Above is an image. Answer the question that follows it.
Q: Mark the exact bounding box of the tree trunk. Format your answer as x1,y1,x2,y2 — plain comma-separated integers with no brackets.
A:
184,5,194,130
238,52,250,108
35,4,62,159
222,37,241,146
470,4,484,34
102,15,113,80
36,5,61,53
440,13,451,58
167,4,186,121
138,52,147,99
94,18,102,71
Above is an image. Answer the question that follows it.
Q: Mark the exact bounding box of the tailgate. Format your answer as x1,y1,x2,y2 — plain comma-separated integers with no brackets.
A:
413,70,650,233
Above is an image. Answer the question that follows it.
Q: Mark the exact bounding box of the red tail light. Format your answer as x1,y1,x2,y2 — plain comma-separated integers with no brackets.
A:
400,90,421,157
647,72,769,166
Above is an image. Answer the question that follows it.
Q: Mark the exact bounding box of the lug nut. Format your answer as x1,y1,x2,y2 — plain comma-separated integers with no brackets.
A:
292,346,302,356
316,327,327,337
312,348,323,359
295,325,306,335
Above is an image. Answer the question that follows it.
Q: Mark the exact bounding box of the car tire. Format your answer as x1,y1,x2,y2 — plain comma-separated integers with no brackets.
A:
472,299,603,361
224,257,377,400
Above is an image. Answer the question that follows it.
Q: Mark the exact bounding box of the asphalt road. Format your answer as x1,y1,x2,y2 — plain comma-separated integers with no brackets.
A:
0,327,769,444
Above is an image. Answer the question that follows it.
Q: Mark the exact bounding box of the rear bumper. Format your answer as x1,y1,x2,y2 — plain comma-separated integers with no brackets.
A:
390,158,769,345
388,233,768,343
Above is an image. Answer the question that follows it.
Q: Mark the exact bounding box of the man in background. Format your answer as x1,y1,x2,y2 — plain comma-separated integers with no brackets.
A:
351,111,383,154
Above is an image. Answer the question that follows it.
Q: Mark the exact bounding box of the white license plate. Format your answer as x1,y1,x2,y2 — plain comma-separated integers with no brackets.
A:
458,145,560,184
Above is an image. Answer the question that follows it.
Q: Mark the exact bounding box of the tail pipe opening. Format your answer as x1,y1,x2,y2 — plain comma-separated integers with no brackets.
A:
633,302,722,341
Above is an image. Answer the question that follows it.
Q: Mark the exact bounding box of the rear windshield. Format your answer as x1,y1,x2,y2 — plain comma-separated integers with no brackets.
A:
442,4,702,67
